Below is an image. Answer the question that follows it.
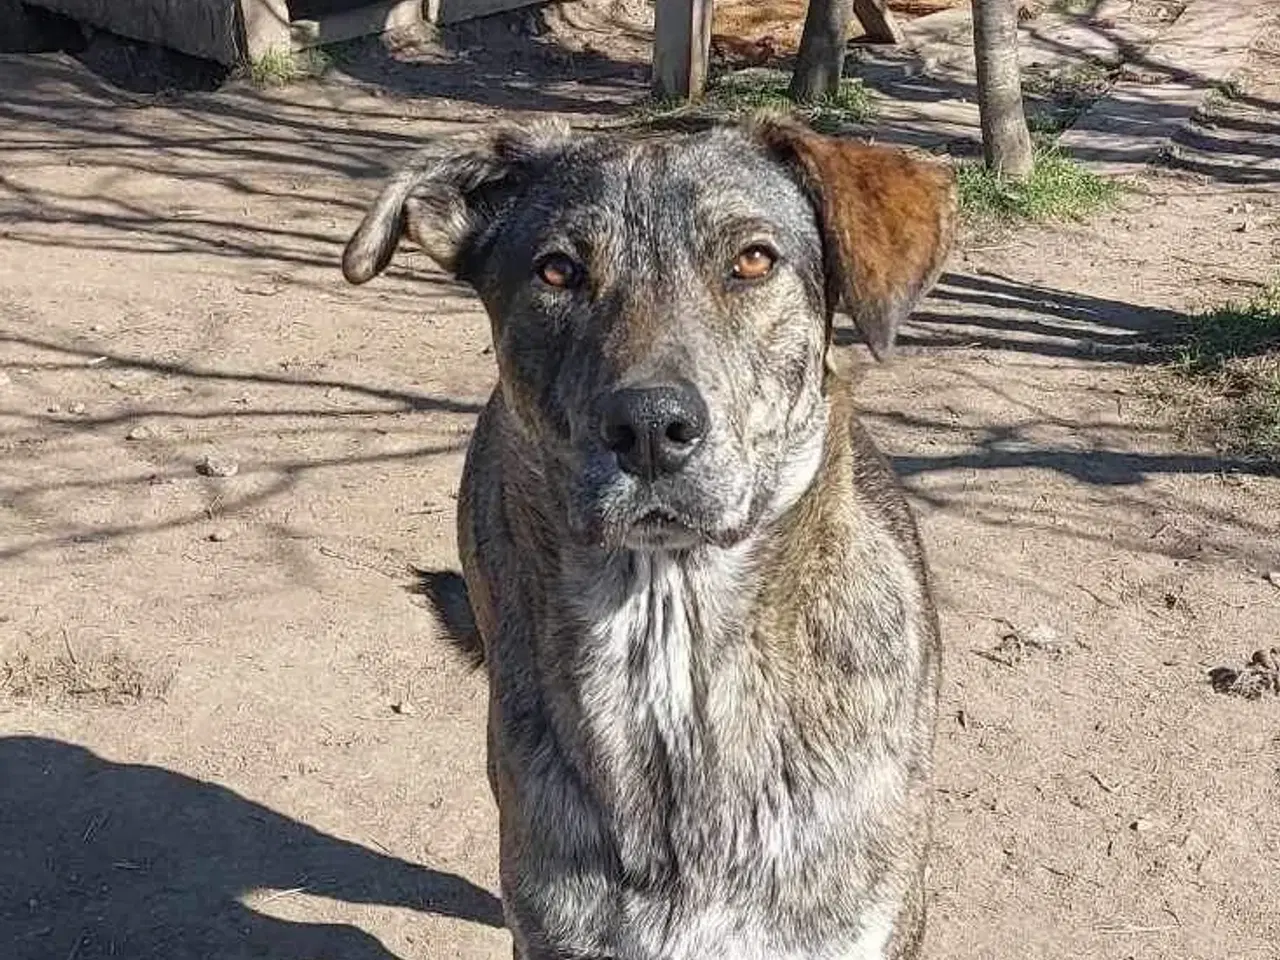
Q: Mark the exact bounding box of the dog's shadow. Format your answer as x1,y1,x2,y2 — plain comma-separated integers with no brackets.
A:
409,568,485,668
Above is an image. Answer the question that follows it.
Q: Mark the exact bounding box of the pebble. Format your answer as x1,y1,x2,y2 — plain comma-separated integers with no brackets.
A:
68,402,86,415
1264,570,1280,588
125,425,153,441
197,453,239,478
208,528,234,543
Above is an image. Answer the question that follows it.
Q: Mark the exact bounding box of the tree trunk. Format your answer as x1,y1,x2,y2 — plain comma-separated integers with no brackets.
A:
972,0,1034,179
791,0,854,103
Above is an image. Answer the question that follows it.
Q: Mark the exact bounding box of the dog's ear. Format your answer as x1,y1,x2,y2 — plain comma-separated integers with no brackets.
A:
755,118,958,360
342,119,572,285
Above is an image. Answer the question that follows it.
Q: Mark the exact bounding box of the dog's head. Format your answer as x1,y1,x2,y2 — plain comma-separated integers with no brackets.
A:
344,117,955,551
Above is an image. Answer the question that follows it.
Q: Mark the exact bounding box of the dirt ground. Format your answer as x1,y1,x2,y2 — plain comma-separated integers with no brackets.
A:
1,2,1278,959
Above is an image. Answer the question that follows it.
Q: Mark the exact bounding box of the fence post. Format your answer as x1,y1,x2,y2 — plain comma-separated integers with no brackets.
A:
853,0,904,44
239,0,292,61
652,0,714,100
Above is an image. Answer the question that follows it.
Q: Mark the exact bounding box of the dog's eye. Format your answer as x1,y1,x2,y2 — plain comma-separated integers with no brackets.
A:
731,244,777,281
535,254,583,290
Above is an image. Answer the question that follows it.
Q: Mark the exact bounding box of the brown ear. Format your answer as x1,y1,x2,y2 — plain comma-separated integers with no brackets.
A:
756,118,958,360
342,119,571,285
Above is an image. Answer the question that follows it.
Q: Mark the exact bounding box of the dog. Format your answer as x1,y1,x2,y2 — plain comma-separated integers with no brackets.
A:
343,114,955,960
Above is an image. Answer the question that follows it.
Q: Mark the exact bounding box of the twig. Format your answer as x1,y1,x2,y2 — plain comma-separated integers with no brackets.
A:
81,812,108,843
1075,583,1121,609
1089,770,1119,794
971,648,1016,668
259,886,309,906
1096,924,1178,935
61,628,78,666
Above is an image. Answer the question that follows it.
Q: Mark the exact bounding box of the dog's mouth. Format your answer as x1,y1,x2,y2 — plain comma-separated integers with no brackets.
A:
621,508,702,551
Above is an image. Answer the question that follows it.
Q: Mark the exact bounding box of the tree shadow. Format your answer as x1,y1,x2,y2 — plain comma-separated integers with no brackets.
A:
0,332,479,562
837,271,1185,363
0,736,504,960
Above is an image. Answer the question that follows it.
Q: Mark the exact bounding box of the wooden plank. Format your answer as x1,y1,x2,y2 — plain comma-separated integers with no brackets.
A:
852,0,905,44
430,0,543,25
290,0,423,48
652,0,714,100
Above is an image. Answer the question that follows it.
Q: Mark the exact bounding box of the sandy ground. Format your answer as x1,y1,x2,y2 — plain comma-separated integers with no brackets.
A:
1,3,1278,959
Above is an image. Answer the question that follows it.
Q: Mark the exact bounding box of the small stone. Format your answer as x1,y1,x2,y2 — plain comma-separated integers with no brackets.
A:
46,403,62,414
1130,818,1155,833
390,701,415,716
68,402,86,415
1264,570,1280,588
125,425,153,441
197,453,239,478
88,324,103,333
207,528,234,543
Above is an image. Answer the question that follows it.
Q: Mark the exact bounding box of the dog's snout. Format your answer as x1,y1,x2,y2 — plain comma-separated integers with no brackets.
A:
601,382,709,477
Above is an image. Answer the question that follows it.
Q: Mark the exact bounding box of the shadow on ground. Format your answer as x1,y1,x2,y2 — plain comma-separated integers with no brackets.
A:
838,272,1185,363
0,736,503,960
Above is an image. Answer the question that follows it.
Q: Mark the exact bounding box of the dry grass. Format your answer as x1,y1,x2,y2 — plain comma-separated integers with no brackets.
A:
1,634,166,706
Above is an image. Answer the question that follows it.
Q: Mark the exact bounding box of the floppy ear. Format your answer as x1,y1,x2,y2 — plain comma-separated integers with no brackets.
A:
755,118,958,360
341,119,572,285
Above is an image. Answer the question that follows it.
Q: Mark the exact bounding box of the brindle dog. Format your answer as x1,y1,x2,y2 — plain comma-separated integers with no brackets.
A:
343,115,956,960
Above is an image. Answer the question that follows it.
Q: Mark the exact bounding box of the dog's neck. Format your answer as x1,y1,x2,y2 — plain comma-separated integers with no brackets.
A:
548,403,832,819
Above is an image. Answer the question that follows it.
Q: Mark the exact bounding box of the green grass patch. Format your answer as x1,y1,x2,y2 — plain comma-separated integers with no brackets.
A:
632,68,876,133
247,47,333,86
956,147,1120,222
1170,284,1280,462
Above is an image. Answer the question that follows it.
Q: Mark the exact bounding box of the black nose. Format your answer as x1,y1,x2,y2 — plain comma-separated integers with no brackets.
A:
601,382,709,477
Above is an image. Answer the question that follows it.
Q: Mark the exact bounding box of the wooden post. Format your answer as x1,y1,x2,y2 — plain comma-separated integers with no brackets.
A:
652,0,714,101
238,0,291,61
853,0,905,45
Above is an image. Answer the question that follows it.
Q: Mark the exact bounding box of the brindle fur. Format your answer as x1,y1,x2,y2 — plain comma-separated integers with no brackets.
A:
344,115,957,960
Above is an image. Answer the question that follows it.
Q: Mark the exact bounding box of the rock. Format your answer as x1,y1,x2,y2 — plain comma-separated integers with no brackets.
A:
196,453,239,478
1023,623,1063,652
68,402,86,415
1130,818,1156,833
207,528,234,543
125,425,153,441
1264,570,1280,588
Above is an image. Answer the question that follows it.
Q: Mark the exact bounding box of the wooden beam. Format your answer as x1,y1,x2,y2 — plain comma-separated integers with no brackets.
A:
291,0,424,49
852,0,905,45
652,0,714,101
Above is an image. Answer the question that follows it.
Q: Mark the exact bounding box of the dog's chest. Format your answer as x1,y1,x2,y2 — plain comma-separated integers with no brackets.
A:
572,551,726,783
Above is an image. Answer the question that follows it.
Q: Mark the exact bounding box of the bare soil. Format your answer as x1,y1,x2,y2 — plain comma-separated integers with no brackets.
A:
1,3,1278,959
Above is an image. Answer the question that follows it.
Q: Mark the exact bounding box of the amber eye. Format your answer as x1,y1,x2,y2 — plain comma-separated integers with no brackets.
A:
731,244,777,281
535,253,583,290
